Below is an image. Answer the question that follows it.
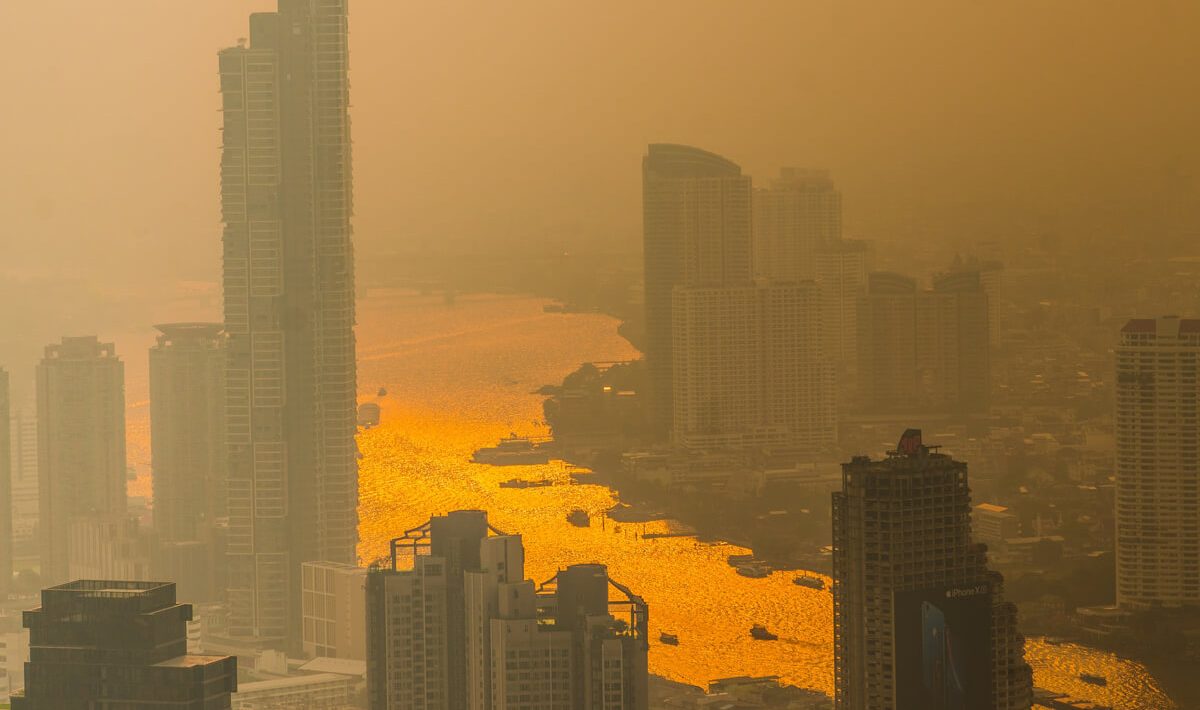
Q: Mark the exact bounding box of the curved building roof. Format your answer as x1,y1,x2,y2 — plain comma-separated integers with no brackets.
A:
643,143,741,178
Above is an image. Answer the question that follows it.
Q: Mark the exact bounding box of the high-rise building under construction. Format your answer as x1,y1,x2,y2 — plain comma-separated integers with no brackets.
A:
832,430,1032,710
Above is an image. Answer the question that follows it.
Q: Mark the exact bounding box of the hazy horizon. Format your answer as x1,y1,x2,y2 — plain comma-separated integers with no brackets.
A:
2,0,1199,373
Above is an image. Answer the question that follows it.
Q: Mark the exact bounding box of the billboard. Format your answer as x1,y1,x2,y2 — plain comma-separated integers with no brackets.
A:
894,583,993,710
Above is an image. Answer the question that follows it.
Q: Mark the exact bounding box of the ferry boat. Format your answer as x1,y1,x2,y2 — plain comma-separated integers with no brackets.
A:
499,478,553,489
749,624,778,641
793,574,826,591
736,563,771,579
659,633,679,646
727,553,756,567
1079,673,1108,687
567,509,590,527
471,435,550,466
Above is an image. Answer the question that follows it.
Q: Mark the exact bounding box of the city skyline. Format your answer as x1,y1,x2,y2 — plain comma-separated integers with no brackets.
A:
1,1,1198,709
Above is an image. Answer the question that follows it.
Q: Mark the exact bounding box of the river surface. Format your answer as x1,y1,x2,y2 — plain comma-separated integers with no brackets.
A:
124,288,1173,708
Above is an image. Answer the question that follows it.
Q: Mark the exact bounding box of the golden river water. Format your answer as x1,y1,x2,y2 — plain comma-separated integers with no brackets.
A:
126,288,1174,708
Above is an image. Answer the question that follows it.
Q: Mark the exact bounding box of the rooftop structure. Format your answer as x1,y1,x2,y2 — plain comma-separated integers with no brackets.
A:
11,580,236,709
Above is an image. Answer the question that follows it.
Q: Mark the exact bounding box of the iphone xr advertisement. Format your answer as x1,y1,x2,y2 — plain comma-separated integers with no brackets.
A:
894,583,993,710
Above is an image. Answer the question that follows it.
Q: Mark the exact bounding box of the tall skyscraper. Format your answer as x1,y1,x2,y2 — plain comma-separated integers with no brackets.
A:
753,167,843,282
149,323,226,602
0,368,11,597
10,580,237,709
642,144,749,438
35,336,126,585
219,0,358,647
367,511,649,710
832,429,1031,710
1115,317,1200,609
856,272,990,414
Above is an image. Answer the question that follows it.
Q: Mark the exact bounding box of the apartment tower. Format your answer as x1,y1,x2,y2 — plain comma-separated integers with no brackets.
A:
753,167,842,282
367,511,649,710
149,323,226,602
832,429,1032,710
642,144,749,439
1114,317,1200,609
35,336,126,585
856,272,990,414
219,0,358,647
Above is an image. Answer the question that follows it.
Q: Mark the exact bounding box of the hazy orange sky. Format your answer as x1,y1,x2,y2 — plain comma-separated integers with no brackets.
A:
1,0,1197,288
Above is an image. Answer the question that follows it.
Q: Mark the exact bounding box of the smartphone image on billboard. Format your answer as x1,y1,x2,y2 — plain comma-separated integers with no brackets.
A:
922,600,966,710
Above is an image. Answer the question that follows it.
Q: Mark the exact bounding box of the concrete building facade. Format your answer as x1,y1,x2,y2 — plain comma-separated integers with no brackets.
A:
9,401,38,560
219,0,359,647
671,282,835,450
642,144,748,439
1115,317,1200,609
367,512,648,710
301,561,367,660
35,336,126,585
150,323,227,602
832,430,1031,710
753,168,842,283
856,272,990,414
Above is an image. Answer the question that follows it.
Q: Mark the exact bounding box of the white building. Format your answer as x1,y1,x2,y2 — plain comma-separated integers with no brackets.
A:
642,144,750,438
672,282,834,450
301,561,367,660
1115,317,1200,609
233,672,361,710
972,503,1020,544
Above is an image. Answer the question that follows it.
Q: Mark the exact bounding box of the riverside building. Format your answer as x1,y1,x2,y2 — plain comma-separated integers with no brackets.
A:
219,0,359,648
367,510,649,710
1114,317,1200,609
832,429,1032,710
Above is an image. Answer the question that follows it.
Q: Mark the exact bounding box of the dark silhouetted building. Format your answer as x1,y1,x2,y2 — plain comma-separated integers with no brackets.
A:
10,580,236,709
219,0,359,648
1115,317,1200,609
832,430,1031,710
36,337,126,585
149,323,226,602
